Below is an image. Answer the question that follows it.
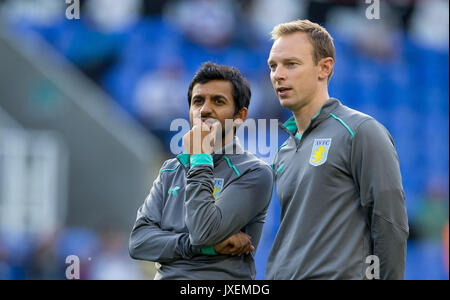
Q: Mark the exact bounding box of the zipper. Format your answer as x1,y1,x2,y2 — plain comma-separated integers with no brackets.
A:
295,123,316,152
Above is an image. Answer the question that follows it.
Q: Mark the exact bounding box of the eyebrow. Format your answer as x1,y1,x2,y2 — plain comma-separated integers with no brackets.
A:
192,94,229,102
268,57,303,65
212,94,228,101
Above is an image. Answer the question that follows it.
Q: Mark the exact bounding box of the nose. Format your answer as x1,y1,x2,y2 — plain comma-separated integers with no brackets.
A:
273,66,287,83
200,100,213,116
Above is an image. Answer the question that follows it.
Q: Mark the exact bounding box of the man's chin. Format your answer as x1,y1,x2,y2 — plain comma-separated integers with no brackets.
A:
279,98,296,110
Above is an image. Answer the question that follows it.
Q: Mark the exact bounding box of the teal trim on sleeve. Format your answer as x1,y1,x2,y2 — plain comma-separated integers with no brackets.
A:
295,132,302,140
330,113,355,138
201,246,217,256
177,153,190,166
161,163,180,175
190,154,213,168
224,156,241,177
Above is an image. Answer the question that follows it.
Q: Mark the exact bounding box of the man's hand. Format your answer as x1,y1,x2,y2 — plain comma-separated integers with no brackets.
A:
214,232,255,256
183,118,220,155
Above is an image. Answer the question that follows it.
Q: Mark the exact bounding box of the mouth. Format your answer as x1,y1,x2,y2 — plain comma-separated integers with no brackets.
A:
276,87,292,97
201,117,218,127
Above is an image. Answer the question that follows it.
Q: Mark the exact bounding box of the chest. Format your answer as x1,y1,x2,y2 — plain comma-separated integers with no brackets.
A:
274,134,352,207
159,165,233,232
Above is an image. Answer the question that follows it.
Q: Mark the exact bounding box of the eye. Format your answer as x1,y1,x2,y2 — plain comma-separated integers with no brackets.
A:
269,64,277,71
192,98,203,106
215,99,225,105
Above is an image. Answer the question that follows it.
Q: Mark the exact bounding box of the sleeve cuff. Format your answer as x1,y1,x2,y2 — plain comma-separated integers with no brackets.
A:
201,246,217,256
190,154,213,168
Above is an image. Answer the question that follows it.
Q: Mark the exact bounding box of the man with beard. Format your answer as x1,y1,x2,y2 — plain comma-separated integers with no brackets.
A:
129,62,273,280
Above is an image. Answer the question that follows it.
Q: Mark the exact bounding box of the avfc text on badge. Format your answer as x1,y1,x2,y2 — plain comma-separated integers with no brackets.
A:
180,284,270,297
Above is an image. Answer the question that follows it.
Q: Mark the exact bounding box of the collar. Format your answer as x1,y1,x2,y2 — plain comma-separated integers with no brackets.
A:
280,98,341,136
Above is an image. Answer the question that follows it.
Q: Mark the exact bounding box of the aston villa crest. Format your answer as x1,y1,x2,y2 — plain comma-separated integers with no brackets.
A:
309,139,332,166
213,178,224,199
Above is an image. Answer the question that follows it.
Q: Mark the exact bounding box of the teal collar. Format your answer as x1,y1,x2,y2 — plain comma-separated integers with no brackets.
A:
282,117,298,135
282,107,322,135
281,98,340,135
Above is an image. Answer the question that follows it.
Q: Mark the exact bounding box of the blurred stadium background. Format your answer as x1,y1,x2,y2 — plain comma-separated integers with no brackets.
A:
0,0,448,280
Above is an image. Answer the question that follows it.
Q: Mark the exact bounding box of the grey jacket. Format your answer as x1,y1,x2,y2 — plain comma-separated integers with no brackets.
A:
266,98,409,280
129,138,273,279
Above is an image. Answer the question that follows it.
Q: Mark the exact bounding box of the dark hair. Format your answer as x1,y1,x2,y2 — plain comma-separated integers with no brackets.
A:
187,62,251,115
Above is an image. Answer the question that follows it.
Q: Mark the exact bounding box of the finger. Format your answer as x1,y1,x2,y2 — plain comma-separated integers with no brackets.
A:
209,122,220,147
211,121,220,134
217,245,233,255
239,232,251,239
246,245,255,255
237,241,248,256
243,242,252,255
239,237,252,256
193,116,202,127
240,246,249,256
200,121,211,132
243,243,251,255
230,245,243,256
233,118,244,128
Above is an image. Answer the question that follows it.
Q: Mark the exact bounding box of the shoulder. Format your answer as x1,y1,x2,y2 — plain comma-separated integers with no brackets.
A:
159,157,183,177
233,152,274,180
226,151,272,176
331,105,395,150
328,103,389,139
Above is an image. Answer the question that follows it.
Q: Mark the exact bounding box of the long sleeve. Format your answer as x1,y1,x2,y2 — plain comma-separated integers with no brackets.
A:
129,166,200,263
351,119,409,279
184,154,274,248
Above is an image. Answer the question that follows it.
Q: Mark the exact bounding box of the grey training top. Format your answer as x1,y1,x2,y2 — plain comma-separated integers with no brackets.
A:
266,98,409,280
129,138,273,280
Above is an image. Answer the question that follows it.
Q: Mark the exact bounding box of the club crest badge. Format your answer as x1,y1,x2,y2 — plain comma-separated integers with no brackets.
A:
309,139,332,166
213,178,224,199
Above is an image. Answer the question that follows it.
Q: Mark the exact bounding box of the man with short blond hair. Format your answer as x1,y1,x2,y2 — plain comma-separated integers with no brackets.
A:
271,19,335,82
266,20,409,280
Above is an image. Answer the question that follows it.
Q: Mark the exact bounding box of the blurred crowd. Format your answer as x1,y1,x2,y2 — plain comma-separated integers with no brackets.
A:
0,0,448,279
0,226,155,279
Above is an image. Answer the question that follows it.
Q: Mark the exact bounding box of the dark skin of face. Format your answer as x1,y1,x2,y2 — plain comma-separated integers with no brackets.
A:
186,80,248,154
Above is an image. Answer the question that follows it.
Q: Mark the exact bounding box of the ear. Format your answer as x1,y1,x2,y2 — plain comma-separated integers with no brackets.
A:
234,107,248,124
318,57,334,81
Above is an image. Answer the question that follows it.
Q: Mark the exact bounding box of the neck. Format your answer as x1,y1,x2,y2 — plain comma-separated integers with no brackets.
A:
292,89,329,135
